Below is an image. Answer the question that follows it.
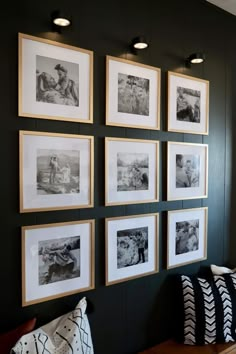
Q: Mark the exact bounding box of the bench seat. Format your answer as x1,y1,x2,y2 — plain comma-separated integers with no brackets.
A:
138,340,236,354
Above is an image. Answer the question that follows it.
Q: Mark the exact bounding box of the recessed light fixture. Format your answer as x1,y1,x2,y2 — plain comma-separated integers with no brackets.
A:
187,53,205,64
51,11,71,28
132,36,149,50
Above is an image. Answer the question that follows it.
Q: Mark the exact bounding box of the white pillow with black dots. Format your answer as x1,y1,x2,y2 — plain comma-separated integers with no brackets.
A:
11,297,94,354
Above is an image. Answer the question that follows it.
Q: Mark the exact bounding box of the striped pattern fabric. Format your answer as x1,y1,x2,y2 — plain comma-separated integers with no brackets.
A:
12,297,94,354
181,274,236,345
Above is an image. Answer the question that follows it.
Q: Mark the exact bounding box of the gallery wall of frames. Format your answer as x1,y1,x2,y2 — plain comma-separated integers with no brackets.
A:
18,33,209,305
2,1,235,353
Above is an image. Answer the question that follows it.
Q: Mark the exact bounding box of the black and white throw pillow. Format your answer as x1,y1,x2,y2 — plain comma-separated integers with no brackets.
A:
180,273,236,345
11,297,94,354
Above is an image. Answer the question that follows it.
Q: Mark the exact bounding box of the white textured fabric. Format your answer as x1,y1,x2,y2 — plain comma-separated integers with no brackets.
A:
12,297,94,354
210,264,233,275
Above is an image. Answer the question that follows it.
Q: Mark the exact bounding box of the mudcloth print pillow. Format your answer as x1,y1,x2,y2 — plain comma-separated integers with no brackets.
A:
181,273,236,345
11,297,94,354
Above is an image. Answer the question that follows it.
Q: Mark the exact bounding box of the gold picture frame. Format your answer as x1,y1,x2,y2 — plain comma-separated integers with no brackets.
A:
106,55,161,130
105,137,159,206
167,71,209,135
19,33,93,123
167,141,208,201
19,130,94,212
167,207,208,269
106,213,159,286
22,219,95,306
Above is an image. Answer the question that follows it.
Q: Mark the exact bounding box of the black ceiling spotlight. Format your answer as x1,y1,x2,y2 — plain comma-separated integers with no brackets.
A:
187,52,205,65
131,36,149,50
51,10,72,32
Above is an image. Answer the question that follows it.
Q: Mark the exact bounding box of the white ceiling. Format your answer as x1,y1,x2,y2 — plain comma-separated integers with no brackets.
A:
206,0,236,16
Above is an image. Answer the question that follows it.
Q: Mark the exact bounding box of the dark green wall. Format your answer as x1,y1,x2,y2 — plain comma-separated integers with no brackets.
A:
1,0,235,353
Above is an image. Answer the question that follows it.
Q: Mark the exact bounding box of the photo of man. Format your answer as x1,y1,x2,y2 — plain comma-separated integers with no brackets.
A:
176,154,200,188
117,227,148,268
175,220,199,255
38,236,80,285
176,86,201,123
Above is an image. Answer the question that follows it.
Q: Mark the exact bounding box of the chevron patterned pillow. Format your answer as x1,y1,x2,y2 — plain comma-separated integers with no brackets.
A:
181,273,236,345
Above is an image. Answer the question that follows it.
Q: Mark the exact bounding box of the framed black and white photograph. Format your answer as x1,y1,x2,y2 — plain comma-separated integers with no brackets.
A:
167,142,208,201
19,33,93,123
20,131,94,212
22,219,95,306
106,213,159,285
167,207,207,269
105,137,159,206
168,71,209,135
106,56,161,130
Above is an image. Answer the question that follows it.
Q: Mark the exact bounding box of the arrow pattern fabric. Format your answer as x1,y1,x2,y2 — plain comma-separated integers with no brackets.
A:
182,275,196,345
215,276,234,342
231,274,236,289
180,273,236,345
198,278,216,344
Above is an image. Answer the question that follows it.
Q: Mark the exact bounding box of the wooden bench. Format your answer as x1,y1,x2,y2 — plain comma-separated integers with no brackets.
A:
138,340,236,354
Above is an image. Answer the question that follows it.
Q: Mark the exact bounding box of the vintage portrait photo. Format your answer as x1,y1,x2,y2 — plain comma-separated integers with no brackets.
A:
176,86,200,123
106,56,160,130
19,33,93,123
118,73,149,116
105,137,159,206
167,142,208,201
168,71,209,135
37,149,80,195
20,131,93,212
117,152,149,191
176,154,200,188
106,213,159,285
175,219,199,255
22,219,95,306
36,56,79,107
38,235,80,285
117,226,148,268
167,208,207,269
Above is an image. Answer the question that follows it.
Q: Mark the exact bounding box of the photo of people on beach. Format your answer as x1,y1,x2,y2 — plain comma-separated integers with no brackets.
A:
117,153,149,191
36,55,79,107
37,149,80,195
118,73,150,116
